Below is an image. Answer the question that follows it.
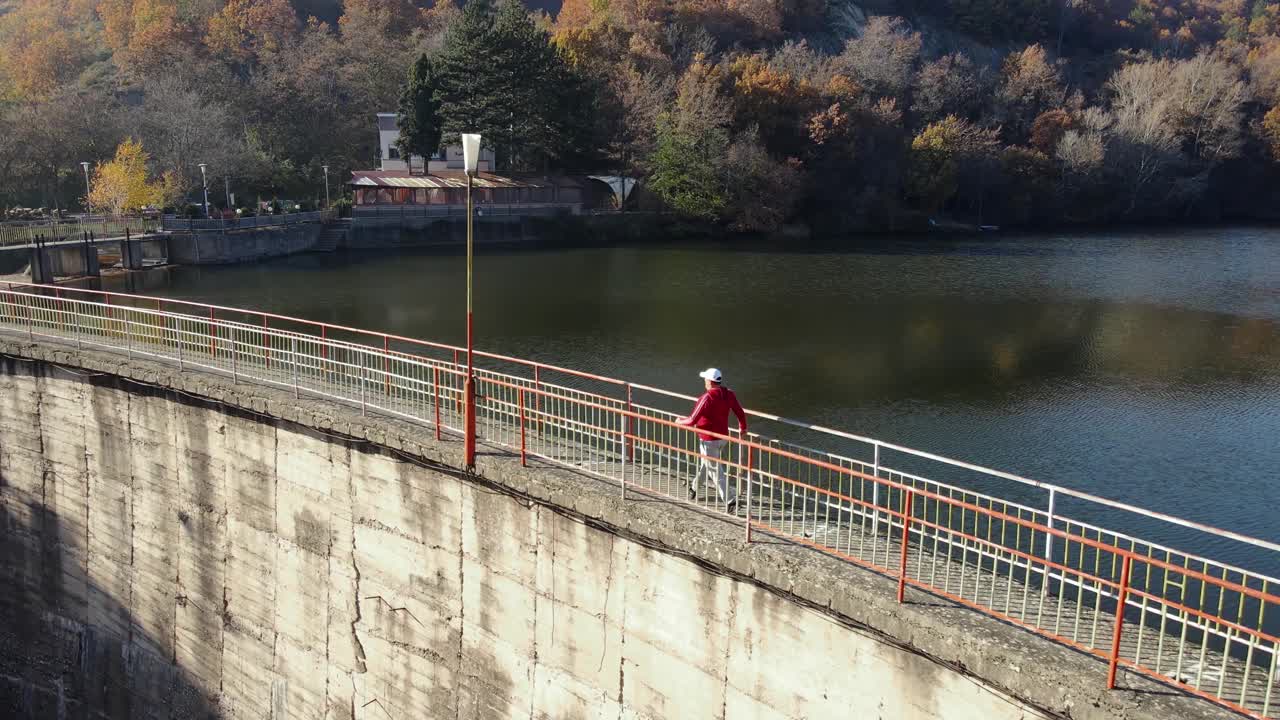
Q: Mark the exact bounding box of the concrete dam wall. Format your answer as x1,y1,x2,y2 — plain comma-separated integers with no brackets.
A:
0,341,1234,720
166,225,321,265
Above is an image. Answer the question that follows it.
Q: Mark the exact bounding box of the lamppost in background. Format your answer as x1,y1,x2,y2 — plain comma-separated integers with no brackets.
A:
322,165,331,210
224,176,232,211
80,162,91,216
198,163,210,218
462,132,481,468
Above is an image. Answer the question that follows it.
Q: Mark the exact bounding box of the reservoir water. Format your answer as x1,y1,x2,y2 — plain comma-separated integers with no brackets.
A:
107,226,1280,568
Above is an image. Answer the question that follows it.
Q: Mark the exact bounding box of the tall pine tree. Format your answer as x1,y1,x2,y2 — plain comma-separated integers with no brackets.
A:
396,53,443,167
432,0,596,171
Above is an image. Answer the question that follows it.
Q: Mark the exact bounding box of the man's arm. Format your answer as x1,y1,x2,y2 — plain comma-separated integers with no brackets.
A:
678,393,710,426
731,393,748,434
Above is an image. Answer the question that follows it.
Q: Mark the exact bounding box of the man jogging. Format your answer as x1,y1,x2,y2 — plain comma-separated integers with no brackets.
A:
677,368,748,512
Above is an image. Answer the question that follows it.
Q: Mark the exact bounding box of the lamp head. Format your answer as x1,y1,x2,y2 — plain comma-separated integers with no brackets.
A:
461,133,482,175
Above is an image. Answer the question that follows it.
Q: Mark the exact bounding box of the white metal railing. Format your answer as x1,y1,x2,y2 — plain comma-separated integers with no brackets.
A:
0,216,161,246
0,283,1276,719
161,210,332,232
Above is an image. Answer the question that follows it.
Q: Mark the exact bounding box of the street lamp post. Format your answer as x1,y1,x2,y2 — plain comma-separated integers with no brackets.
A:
80,162,91,216
462,133,481,468
322,165,331,210
198,163,210,219
224,176,231,211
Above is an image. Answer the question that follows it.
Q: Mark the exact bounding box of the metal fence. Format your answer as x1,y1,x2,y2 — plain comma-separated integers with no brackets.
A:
0,283,1277,720
160,210,332,232
352,204,577,220
0,216,161,247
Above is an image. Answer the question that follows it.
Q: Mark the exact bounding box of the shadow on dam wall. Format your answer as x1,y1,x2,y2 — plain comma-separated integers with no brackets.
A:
0,363,215,719
0,500,216,719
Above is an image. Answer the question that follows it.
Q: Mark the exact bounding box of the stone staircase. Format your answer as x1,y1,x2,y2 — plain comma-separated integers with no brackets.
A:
313,219,349,252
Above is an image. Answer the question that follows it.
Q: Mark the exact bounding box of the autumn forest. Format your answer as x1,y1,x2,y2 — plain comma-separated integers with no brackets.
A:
5,0,1280,232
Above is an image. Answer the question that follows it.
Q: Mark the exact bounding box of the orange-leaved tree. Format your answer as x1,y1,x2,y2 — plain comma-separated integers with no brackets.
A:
88,139,169,215
205,0,298,66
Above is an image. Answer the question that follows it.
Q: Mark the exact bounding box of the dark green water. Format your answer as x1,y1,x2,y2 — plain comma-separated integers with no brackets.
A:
107,227,1280,562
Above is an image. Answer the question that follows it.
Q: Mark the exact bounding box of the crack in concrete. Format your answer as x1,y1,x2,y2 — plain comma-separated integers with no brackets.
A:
616,542,629,718
124,386,136,653
355,516,450,548
270,419,280,677
454,486,465,720
218,409,229,710
79,375,91,647
549,506,556,651
170,393,180,665
350,506,368,674
324,442,336,718
719,581,738,720
529,506,542,720
349,675,357,720
597,533,616,673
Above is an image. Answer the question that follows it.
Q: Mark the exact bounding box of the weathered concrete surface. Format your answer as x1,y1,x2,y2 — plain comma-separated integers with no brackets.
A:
0,337,1248,720
167,224,320,265
347,216,538,249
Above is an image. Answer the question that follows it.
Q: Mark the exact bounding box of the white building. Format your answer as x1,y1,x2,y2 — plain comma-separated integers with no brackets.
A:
377,113,495,173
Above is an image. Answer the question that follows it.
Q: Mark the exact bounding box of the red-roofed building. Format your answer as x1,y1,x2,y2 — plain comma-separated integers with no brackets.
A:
352,114,585,213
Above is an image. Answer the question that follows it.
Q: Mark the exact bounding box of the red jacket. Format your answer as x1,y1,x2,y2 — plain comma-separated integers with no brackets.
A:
681,386,748,442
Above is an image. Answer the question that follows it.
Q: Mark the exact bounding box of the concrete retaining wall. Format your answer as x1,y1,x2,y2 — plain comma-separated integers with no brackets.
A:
347,216,537,248
167,224,321,265
0,340,1242,720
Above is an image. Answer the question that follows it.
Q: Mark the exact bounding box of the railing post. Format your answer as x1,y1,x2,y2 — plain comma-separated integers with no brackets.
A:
625,383,634,462
359,353,367,416
73,296,82,350
176,316,184,371
897,489,915,604
1107,554,1134,689
263,316,271,368
534,366,542,435
25,289,32,339
744,440,754,543
871,442,882,536
383,336,390,396
209,308,216,358
291,336,299,398
1044,487,1058,571
619,408,626,501
433,366,442,441
519,388,527,467
230,326,237,383
452,349,461,414
54,288,63,334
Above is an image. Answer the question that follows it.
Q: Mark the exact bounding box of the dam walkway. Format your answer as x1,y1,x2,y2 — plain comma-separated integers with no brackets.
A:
0,283,1277,720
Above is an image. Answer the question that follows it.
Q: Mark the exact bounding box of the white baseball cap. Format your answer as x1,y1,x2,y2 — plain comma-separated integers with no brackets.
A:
698,367,723,383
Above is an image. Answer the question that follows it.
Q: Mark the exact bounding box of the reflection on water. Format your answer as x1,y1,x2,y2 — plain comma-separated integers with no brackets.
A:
101,227,1280,565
